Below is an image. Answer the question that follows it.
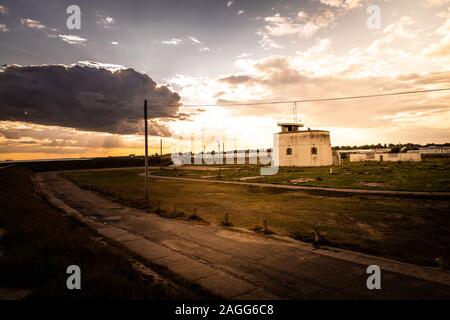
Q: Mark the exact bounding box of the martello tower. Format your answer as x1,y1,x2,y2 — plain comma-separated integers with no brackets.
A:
273,121,332,167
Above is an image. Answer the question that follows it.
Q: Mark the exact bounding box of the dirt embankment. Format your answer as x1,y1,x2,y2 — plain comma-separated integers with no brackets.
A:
0,166,209,299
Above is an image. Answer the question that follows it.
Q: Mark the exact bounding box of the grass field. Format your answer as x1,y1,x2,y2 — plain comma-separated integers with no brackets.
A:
63,168,450,267
0,167,210,299
153,158,450,192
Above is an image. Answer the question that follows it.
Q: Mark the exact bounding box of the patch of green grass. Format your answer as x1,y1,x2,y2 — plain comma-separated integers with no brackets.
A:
64,168,450,267
150,158,450,192
0,167,208,299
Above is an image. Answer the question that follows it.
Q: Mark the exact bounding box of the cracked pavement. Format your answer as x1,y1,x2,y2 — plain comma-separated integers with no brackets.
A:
36,171,450,300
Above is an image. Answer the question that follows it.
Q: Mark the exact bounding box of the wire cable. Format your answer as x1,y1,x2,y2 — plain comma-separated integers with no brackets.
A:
150,87,450,108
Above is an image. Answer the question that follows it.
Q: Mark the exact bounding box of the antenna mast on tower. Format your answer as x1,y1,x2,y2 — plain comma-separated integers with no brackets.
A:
292,101,298,123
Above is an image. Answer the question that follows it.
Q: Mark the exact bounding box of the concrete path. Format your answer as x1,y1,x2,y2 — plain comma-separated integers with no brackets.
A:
37,172,450,299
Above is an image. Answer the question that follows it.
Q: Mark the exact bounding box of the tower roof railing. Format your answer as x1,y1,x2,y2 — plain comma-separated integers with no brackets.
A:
277,122,304,127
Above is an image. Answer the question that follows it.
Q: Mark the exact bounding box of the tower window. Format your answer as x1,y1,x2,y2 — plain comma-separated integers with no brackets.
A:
311,147,318,155
286,148,292,155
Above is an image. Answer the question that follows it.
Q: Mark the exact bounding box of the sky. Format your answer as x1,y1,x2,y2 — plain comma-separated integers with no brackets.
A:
0,0,449,160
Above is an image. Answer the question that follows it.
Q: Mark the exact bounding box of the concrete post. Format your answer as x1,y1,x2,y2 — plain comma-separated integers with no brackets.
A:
314,225,321,244
223,212,229,225
262,217,268,233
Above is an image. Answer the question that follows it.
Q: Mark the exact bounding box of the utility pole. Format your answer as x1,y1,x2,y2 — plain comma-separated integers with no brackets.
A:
218,141,221,180
144,100,149,201
201,128,204,165
160,138,163,169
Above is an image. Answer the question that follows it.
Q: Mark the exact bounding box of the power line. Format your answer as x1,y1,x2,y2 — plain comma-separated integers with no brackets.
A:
151,87,450,108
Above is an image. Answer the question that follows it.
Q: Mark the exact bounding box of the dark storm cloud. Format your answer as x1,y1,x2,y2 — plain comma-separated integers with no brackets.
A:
148,120,172,137
0,64,181,134
219,75,252,85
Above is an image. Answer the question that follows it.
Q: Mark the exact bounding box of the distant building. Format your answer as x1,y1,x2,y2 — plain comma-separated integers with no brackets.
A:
349,152,421,162
274,122,332,167
407,147,450,154
338,148,391,155
336,148,390,163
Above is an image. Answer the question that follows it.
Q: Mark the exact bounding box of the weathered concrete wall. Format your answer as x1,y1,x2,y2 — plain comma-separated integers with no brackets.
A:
399,153,422,161
349,153,367,162
349,153,421,162
332,150,342,166
274,130,333,167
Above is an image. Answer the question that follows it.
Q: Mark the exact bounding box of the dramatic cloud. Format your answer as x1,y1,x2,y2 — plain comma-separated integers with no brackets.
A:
187,36,211,52
317,0,363,10
422,0,450,7
0,23,9,32
148,120,172,137
20,18,47,30
170,50,450,146
424,13,450,57
219,75,252,85
97,14,117,29
77,60,126,71
58,34,87,45
19,17,58,38
162,38,182,45
0,64,181,135
257,9,336,49
0,5,8,15
0,120,175,159
188,36,202,45
1,0,449,159
262,11,335,38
